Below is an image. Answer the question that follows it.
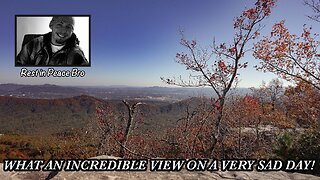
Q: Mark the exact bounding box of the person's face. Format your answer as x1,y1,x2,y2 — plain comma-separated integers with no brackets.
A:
50,20,73,45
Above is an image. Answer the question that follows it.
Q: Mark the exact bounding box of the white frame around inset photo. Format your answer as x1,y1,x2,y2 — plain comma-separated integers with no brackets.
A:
15,15,91,67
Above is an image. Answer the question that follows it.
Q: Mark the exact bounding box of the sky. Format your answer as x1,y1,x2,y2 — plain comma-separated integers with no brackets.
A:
0,0,318,87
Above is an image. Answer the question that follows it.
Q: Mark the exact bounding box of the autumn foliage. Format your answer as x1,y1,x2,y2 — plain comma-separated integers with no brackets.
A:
254,21,320,90
284,81,320,127
162,0,276,158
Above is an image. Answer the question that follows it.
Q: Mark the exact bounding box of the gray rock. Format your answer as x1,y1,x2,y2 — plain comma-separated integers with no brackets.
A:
1,156,319,180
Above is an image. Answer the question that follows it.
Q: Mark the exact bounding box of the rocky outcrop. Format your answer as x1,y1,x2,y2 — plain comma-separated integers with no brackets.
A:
1,156,319,180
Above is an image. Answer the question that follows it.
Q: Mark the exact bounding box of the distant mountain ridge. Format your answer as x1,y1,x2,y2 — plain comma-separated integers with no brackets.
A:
0,94,211,135
0,95,101,135
0,83,252,135
0,83,27,91
15,84,83,94
0,84,86,98
0,83,252,101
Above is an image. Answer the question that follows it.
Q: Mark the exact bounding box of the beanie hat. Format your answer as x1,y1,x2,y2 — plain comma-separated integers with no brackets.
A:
49,16,74,29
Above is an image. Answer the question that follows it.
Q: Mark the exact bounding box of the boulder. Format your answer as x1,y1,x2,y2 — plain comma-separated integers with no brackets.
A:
0,156,319,180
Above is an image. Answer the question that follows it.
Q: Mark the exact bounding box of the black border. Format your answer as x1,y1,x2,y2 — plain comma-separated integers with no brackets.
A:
3,159,45,171
15,14,91,67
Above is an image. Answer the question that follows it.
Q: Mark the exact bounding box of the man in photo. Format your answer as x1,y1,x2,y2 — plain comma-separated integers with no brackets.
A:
16,16,88,66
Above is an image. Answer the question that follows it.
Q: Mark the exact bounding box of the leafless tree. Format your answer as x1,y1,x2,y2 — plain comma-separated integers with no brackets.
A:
304,0,320,22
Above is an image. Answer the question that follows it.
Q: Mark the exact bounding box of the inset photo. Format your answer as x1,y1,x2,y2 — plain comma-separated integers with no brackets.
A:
15,15,90,66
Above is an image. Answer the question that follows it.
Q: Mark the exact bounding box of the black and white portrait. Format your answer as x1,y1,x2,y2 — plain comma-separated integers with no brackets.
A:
15,15,90,67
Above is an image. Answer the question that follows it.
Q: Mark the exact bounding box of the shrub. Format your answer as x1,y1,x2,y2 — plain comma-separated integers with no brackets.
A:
294,129,320,175
272,131,296,159
272,129,320,175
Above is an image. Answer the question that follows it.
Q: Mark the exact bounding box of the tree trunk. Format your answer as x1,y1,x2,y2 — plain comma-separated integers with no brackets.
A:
207,98,225,158
119,100,141,157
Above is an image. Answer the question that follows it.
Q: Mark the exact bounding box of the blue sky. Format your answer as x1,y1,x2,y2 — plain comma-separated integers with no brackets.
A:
0,0,318,87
